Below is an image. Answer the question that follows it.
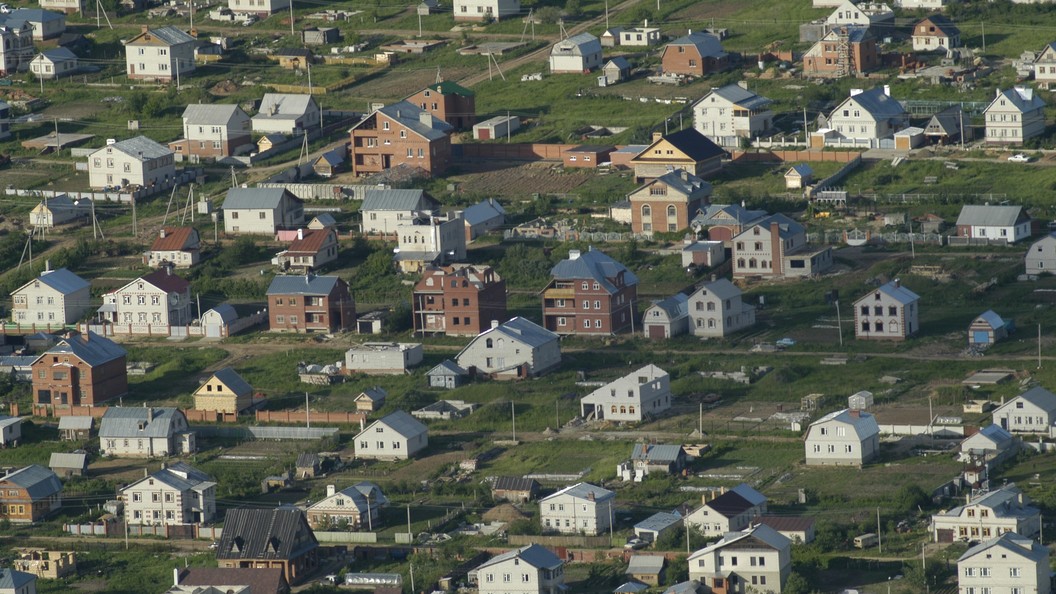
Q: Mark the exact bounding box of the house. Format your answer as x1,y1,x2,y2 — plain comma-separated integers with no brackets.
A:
931,484,1041,542
354,410,428,461
785,164,813,189
353,387,387,412
688,524,792,593
306,482,386,530
345,342,423,375
462,199,506,241
456,317,561,379
628,129,726,181
684,483,767,537
427,360,469,389
472,545,565,594
1027,233,1056,275
271,48,312,70
634,511,682,543
600,27,623,47
169,104,252,160
662,581,701,594
11,267,91,328
985,87,1046,144
642,293,689,339
853,279,919,341
580,365,673,423
619,22,661,46
348,100,454,177
541,247,638,335
405,81,476,132
549,33,602,73
228,0,290,16
6,9,64,40
122,462,216,526
57,415,92,441
992,386,1056,434
145,227,201,269
216,507,318,585
48,452,87,478
969,310,1013,348
222,187,304,236
87,136,176,190
97,268,193,334
0,465,63,523
627,556,664,587
491,477,540,503
27,195,89,229
563,145,614,169
824,1,894,32
614,582,648,594
412,264,507,337
193,367,254,414
394,213,467,273
827,87,908,142
803,26,879,78
124,26,195,82
1035,42,1056,89
172,568,290,594
360,188,440,235
924,106,966,145
40,0,85,14
0,20,32,77
691,203,769,244
28,47,77,79
412,399,476,420
804,408,880,467
958,533,1050,594
600,58,631,85
302,26,340,46
31,331,127,406
273,228,339,273
453,0,519,21
961,424,1016,458
628,169,712,235
732,214,833,279
99,407,195,457
758,516,817,544
312,147,346,178
626,443,687,477
0,416,22,446
912,15,960,52
661,31,728,77
539,483,614,535
0,569,35,594
266,274,355,333
472,115,520,140
252,94,321,135
955,204,1032,244
692,84,774,148
13,550,76,580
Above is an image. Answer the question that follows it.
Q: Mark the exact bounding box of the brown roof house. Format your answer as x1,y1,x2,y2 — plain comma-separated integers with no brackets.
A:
173,567,290,594
272,227,339,273
348,100,453,177
406,81,477,130
629,169,712,236
31,331,127,407
491,476,540,503
145,227,200,269
266,274,355,333
216,507,318,586
412,264,508,336
0,465,63,524
912,15,960,52
661,31,728,77
629,129,726,181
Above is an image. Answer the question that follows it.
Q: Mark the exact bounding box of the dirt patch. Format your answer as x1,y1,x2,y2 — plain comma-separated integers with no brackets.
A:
42,102,108,120
671,0,749,22
210,79,241,95
451,162,595,196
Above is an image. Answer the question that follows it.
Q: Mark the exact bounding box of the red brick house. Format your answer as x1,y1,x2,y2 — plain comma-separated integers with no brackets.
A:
412,264,507,336
541,247,638,335
216,507,318,586
563,145,614,169
31,331,128,407
266,274,355,333
0,465,63,524
405,81,477,130
628,169,712,235
661,31,728,77
348,100,453,177
803,26,878,78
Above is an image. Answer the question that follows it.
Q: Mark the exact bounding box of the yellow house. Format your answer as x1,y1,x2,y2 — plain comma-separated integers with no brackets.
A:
354,387,387,412
193,367,254,414
628,129,726,181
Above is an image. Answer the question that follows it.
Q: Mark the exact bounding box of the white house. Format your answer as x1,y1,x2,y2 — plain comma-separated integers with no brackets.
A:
0,416,23,446
824,0,894,29
472,545,566,594
992,386,1056,435
87,136,176,190
688,524,792,593
911,15,960,52
222,187,305,235
961,424,1016,460
28,195,88,229
957,532,1050,594
228,0,290,16
306,482,386,530
619,23,661,46
29,47,77,79
354,410,428,461
687,278,755,338
121,462,216,526
955,204,1032,244
252,93,321,135
394,214,467,274
39,0,85,14
6,8,65,41
1026,233,1056,275
11,267,91,327
97,268,193,334
99,407,196,458
360,189,440,235
985,87,1046,144
852,279,919,341
804,408,880,466
453,0,519,21
0,568,36,594
1035,42,1056,89
455,317,561,379
579,364,672,423
124,26,195,83
931,484,1041,542
827,87,908,142
170,104,253,160
692,84,774,148
0,20,32,77
683,483,767,538
539,483,614,536
145,227,200,269
345,342,424,375
462,198,506,241
549,33,602,74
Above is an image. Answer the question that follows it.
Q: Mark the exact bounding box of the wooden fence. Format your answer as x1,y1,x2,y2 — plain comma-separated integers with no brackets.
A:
254,409,367,426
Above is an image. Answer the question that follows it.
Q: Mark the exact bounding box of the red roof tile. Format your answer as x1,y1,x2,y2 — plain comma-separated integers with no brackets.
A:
140,268,190,293
149,227,199,252
285,228,336,256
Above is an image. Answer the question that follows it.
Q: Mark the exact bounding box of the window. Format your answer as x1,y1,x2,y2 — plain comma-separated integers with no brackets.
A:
583,319,590,328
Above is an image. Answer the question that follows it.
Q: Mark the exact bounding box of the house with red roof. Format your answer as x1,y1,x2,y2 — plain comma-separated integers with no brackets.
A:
97,268,193,335
144,227,201,269
273,228,339,273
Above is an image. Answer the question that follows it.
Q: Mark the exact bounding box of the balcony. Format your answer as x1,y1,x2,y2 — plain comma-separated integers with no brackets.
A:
543,288,576,300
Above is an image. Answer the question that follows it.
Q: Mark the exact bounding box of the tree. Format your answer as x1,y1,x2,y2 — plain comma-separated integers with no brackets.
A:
564,0,581,18
535,6,561,23
784,572,814,594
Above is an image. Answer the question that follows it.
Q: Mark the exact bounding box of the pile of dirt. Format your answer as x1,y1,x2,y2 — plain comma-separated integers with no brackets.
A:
483,503,529,523
210,80,241,95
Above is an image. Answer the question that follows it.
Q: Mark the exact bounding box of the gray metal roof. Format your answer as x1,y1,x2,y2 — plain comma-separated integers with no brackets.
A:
626,555,665,575
868,280,920,306
1,465,62,500
474,317,559,350
356,387,387,402
692,203,769,229
364,410,427,439
223,187,300,211
614,581,650,593
542,482,614,503
428,359,467,376
551,33,601,57
0,569,35,590
663,581,701,594
130,25,194,46
632,443,684,464
550,247,638,293
8,8,65,22
217,507,318,561
667,31,726,58
694,278,741,301
37,47,78,63
741,213,804,240
209,367,253,396
130,462,213,492
255,93,317,120
492,476,539,493
990,87,1046,114
701,83,772,111
475,544,563,572
361,189,437,212
958,531,1047,563
840,87,906,120
634,511,682,533
647,293,688,320
58,415,93,430
462,199,505,226
99,136,172,161
605,57,631,70
787,163,813,177
31,268,90,295
266,274,343,296
49,452,88,469
643,170,711,198
35,332,126,367
976,423,1013,443
955,204,1029,228
367,100,454,141
810,408,880,441
1009,386,1056,413
182,104,248,126
99,407,186,439
204,303,238,324
689,524,790,561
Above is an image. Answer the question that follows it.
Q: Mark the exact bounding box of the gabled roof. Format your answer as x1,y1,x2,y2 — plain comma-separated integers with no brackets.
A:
365,410,427,439
988,87,1046,114
0,465,62,500
550,247,638,293
647,293,688,320
150,227,200,252
738,213,804,240
634,511,682,532
315,147,346,168
424,80,475,97
296,452,319,468
360,100,454,141
0,416,22,431
627,554,665,575
255,93,317,119
695,83,772,111
223,187,301,211
13,267,89,297
49,452,88,469
284,228,335,256
787,163,813,177
926,106,964,135
704,484,766,518
475,544,563,572
958,531,1048,563
58,415,93,430
973,309,1005,330
916,15,960,37
692,203,769,229
663,581,701,594
636,169,712,198
492,476,539,492
692,278,742,301
99,407,186,439
355,386,387,403
552,32,601,56
858,280,919,306
131,268,190,294
809,408,880,440
266,274,343,296
632,443,685,464
541,482,614,503
207,367,253,396
998,385,1056,414
938,484,1036,519
361,188,438,212
126,25,194,46
636,129,726,164
614,582,650,593
955,204,1030,228
838,88,906,121
688,524,789,561
36,47,78,63
216,507,318,561
758,515,816,533
604,57,631,70
462,199,506,226
94,136,171,161
463,317,558,352
0,569,35,590
35,332,126,367
128,462,214,493
176,568,288,594
666,31,726,59
8,8,65,22
428,359,468,376
182,104,248,126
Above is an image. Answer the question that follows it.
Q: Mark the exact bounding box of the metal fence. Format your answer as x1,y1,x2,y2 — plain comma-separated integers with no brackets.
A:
191,425,339,440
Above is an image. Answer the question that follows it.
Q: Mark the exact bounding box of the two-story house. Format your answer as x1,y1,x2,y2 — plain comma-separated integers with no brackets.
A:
348,101,453,177
732,214,833,279
1034,42,1056,89
931,484,1041,542
252,94,320,136
580,364,672,423
684,483,768,537
992,386,1056,435
1026,233,1056,276
853,279,920,341
628,129,726,181
394,213,467,274
0,20,32,76
124,26,195,83
122,462,216,526
804,408,880,466
955,204,1032,244
628,169,712,235
31,331,127,406
472,545,565,594
87,136,176,190
688,524,792,593
412,264,507,336
985,87,1046,144
40,0,84,14
957,533,1050,594
692,84,774,148
549,33,602,73
273,228,339,273
305,482,386,530
98,268,193,335
266,274,355,333
827,87,908,142
541,248,638,335
912,15,960,52
406,81,477,130
193,367,254,414
661,31,728,77
228,0,290,16
99,407,196,457
691,203,769,244
539,483,614,535
452,0,519,22
6,9,65,41
354,410,428,461
145,227,200,269
645,277,757,339
169,104,253,160
804,26,878,78
11,268,90,328
222,187,304,235
456,317,561,379
216,507,317,585
359,188,440,235
0,465,62,524
824,0,894,33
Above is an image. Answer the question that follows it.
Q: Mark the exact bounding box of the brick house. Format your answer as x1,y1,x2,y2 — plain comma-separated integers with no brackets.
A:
732,214,834,279
31,331,127,406
168,104,252,160
541,247,638,335
348,100,453,177
911,15,960,52
406,81,476,130
216,507,318,586
660,31,728,77
412,264,507,336
628,169,712,235
803,26,878,78
629,129,726,181
0,465,62,524
853,279,919,341
266,274,356,333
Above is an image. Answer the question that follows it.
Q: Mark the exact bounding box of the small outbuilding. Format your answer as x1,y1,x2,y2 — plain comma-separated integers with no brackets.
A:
600,57,631,86
472,115,520,141
784,164,814,189
49,452,88,478
427,359,469,389
969,310,1013,348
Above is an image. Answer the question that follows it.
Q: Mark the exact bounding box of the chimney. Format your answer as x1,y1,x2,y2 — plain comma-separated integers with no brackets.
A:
883,84,891,97
173,568,180,586
491,319,500,329
160,228,166,239
687,28,692,35
420,112,434,128
651,132,663,142
297,228,304,240
147,408,155,422
45,260,51,273
850,88,864,97
141,25,149,33
327,485,336,497
568,249,581,260
894,278,900,288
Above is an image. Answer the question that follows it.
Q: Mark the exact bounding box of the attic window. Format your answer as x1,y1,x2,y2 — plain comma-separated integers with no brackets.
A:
230,538,243,554
266,537,280,553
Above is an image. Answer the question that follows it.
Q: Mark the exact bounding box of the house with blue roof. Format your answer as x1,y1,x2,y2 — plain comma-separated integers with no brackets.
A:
266,274,355,333
353,410,428,461
11,267,91,327
853,279,919,341
29,47,78,79
0,568,36,593
827,87,908,143
542,247,638,335
99,407,195,457
461,198,505,242
3,8,65,40
31,331,127,406
969,309,1013,348
0,465,63,523
456,317,561,379
471,544,565,594
222,187,304,235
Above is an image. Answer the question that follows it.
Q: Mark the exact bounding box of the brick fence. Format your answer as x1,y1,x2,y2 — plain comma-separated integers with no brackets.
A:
31,404,366,427
730,149,864,163
254,409,367,427
456,143,580,161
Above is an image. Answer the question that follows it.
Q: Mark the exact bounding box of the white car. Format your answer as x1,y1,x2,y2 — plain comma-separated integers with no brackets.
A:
1008,154,1032,163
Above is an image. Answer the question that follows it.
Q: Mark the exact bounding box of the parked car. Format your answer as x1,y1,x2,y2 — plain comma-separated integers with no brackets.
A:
624,538,647,550
1008,154,1032,163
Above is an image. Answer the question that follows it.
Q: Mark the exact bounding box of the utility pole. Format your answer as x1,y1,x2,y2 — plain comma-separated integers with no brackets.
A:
511,402,516,441
305,392,310,428
1039,324,1043,369
289,0,295,37
981,23,985,53
877,507,882,554
835,300,843,347
131,194,137,237
418,10,422,36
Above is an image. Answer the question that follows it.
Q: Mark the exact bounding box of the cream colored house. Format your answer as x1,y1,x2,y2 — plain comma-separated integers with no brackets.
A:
228,0,290,16
98,268,192,334
394,214,467,274
222,187,305,235
359,188,440,235
124,26,195,83
121,462,215,526
579,364,672,423
305,482,386,530
99,407,196,458
931,484,1040,542
472,545,566,594
804,408,880,466
453,0,520,21
688,524,791,593
1034,42,1056,89
87,136,176,190
853,279,919,341
145,227,200,269
11,268,91,327
193,368,254,414
957,532,1050,594
684,483,768,538
692,84,774,148
985,87,1046,145
539,483,614,536
353,411,428,461
29,47,77,79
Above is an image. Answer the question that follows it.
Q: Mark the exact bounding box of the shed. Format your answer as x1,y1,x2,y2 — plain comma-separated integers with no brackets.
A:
969,310,1013,348
848,390,873,410
312,146,347,178
0,416,23,446
491,476,540,502
600,57,631,85
356,310,388,335
473,115,520,140
49,452,88,478
563,145,614,169
302,26,340,46
295,452,320,478
58,416,93,441
354,387,387,412
894,126,926,151
626,555,664,586
600,27,624,47
634,511,682,543
784,164,814,189
427,359,469,389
